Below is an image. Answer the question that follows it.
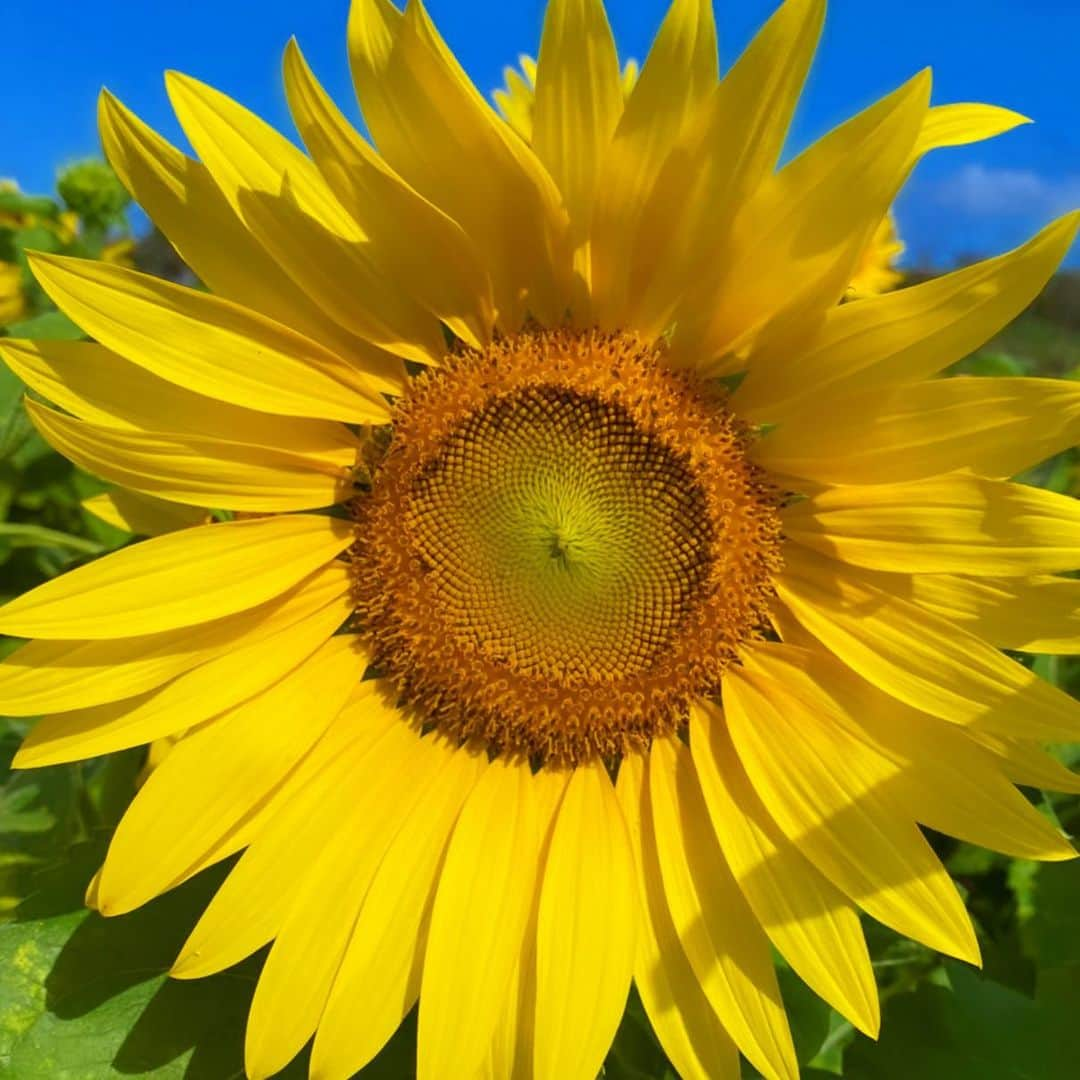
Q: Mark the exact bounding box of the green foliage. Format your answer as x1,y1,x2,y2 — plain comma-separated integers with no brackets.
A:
0,162,131,331
0,172,132,610
0,863,273,1079
844,962,1080,1080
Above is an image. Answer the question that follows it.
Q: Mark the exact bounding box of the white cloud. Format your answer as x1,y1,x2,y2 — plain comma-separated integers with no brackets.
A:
933,164,1080,217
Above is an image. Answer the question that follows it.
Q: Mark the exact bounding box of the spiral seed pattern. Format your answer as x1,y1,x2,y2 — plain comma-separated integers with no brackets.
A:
352,329,782,765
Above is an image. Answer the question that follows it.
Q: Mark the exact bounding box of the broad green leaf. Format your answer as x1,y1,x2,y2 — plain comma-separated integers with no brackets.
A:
1022,861,1080,970
2,310,83,341
844,961,1080,1079
0,864,267,1079
0,841,421,1078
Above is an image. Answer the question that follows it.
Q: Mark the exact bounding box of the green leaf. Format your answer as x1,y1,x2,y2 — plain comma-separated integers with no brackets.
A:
12,228,61,264
0,763,89,921
2,310,82,342
1022,861,1080,971
0,525,102,556
0,363,29,463
776,967,833,1067
0,786,56,835
0,844,423,1078
604,987,674,1079
0,193,57,220
952,350,1026,377
0,863,264,1079
844,961,1080,1079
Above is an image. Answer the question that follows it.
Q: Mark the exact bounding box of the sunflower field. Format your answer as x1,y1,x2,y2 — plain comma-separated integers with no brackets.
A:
2,0,1080,1077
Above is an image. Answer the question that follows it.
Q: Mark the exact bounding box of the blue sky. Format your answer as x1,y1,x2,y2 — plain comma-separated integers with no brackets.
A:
5,0,1079,267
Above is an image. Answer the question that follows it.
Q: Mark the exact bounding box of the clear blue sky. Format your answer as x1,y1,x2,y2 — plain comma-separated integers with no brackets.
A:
5,0,1079,267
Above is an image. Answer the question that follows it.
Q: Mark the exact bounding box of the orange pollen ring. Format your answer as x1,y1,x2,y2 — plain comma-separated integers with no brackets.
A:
350,329,783,766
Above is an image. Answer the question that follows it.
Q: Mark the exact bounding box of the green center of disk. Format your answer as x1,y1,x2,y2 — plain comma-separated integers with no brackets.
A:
404,387,713,682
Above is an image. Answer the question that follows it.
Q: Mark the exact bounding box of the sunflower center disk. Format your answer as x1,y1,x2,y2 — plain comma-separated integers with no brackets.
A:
352,330,782,765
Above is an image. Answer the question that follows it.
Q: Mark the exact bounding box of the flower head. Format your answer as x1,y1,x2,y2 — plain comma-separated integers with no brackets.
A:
847,210,906,298
1,2,1078,1079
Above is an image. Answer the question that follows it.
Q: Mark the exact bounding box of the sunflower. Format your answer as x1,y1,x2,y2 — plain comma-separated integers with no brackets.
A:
0,174,134,328
495,53,638,142
493,49,904,306
846,211,905,298
2,0,1079,1078
0,261,25,326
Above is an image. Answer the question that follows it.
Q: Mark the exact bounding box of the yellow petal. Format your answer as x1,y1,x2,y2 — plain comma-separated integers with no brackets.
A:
172,683,401,979
0,513,352,639
649,736,798,1080
82,490,208,536
245,723,456,1080
632,0,824,341
144,689,377,900
757,376,1080,486
740,643,1074,862
165,71,444,365
773,580,1080,795
0,562,350,716
781,472,1080,576
614,753,740,1080
96,634,368,915
689,701,880,1037
532,760,635,1080
776,545,1080,742
846,211,905,300
590,0,717,329
347,0,571,329
28,253,391,424
310,739,486,1080
0,337,360,455
532,0,623,280
735,212,1080,421
28,401,354,514
966,731,1080,795
84,868,102,911
97,89,407,396
869,572,1080,655
482,766,572,1080
724,661,980,964
493,59,536,141
417,756,552,1079
16,572,351,766
669,67,929,371
282,40,494,350
916,102,1030,156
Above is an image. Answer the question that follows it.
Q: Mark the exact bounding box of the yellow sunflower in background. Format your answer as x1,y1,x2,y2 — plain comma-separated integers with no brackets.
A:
847,210,905,298
494,48,908,305
0,178,81,244
1,0,1079,1078
0,173,135,328
0,262,25,325
495,52,639,142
